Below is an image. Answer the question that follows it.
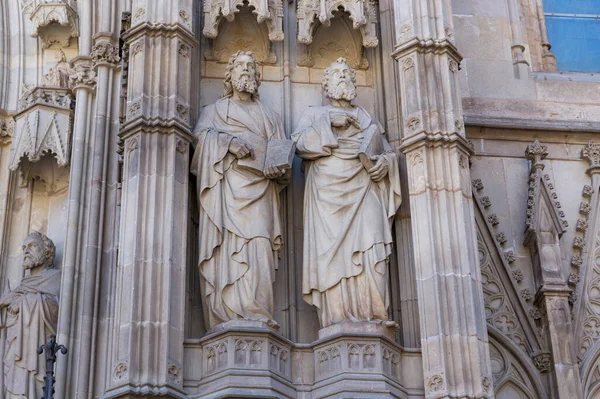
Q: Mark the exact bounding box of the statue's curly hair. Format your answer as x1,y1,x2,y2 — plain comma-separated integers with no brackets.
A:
26,231,56,269
321,57,356,94
222,50,261,99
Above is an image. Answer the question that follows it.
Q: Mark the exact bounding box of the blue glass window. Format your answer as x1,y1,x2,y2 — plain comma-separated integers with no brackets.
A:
544,0,600,73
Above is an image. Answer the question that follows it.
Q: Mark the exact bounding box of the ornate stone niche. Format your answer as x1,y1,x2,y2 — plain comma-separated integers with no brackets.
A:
24,0,79,49
9,87,74,194
203,0,284,42
297,12,370,69
204,6,277,64
297,0,378,47
202,0,283,64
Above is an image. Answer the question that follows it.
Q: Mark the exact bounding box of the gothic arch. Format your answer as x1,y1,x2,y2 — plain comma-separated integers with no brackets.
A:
488,331,547,399
581,342,600,398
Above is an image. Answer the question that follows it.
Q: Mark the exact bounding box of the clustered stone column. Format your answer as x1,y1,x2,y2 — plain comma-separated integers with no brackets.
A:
107,1,196,397
392,0,494,397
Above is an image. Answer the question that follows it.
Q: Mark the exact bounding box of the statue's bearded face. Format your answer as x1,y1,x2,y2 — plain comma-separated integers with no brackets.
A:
325,62,357,101
22,235,46,270
231,54,258,95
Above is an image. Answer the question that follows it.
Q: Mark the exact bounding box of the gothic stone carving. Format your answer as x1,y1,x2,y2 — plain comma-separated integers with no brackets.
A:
200,331,292,380
27,0,79,49
0,114,14,145
297,0,378,48
203,0,284,42
583,141,600,173
44,49,73,88
0,232,61,398
91,41,120,68
292,58,401,328
314,337,402,384
9,87,73,192
190,51,293,329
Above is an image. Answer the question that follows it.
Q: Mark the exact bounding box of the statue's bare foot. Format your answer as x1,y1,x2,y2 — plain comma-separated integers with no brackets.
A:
384,320,399,328
266,319,280,329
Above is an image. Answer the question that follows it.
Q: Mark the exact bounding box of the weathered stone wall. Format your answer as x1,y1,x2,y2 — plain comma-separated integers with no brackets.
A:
0,0,598,398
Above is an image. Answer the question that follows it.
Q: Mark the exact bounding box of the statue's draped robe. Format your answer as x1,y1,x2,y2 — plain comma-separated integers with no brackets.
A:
3,268,60,398
191,98,286,328
292,105,401,327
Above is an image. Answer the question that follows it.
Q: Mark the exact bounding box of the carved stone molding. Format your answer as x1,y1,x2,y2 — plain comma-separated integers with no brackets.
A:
27,1,79,49
297,0,378,48
203,0,284,42
91,41,120,69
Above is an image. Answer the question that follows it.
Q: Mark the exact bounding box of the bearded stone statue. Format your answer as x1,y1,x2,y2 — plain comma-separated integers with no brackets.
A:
292,58,402,329
0,232,61,398
190,51,294,329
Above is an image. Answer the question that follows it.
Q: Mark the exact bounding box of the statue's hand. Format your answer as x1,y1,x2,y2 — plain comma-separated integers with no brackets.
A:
368,155,389,182
330,113,360,129
229,137,253,159
7,302,19,315
265,164,287,179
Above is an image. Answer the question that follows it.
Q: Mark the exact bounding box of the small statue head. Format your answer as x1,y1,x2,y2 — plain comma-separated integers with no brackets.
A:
22,232,55,271
54,49,67,63
222,51,261,99
322,57,357,102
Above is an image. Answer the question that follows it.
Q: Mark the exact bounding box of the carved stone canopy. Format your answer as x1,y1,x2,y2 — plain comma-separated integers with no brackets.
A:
9,87,73,194
297,0,379,48
26,1,79,49
203,0,284,42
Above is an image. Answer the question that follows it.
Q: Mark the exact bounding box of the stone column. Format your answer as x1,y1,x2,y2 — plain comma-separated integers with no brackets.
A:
104,1,195,397
392,1,494,397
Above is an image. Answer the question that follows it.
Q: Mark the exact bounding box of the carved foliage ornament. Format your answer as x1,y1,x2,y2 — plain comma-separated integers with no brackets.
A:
583,141,600,172
91,42,121,68
203,0,284,42
297,0,378,48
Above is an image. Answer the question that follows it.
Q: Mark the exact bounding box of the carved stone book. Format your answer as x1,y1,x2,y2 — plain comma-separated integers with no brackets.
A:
237,136,295,175
357,125,384,170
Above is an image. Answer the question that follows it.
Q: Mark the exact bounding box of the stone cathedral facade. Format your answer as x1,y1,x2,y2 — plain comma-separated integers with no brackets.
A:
0,0,599,398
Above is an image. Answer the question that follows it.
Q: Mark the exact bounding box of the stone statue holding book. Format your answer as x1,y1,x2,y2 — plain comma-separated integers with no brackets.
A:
190,51,294,329
292,57,401,329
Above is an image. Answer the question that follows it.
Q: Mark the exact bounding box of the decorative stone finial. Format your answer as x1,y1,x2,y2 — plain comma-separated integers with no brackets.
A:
525,140,548,169
582,141,600,174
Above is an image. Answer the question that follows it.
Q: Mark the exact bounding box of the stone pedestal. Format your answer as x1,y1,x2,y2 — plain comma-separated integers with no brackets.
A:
184,322,413,398
191,325,296,399
311,328,406,399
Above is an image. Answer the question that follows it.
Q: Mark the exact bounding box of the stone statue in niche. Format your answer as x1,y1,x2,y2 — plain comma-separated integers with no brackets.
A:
190,51,294,330
0,232,61,398
44,49,72,88
292,57,401,329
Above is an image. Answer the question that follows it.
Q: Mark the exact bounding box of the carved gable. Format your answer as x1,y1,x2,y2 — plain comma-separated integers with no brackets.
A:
523,140,569,291
474,191,542,359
